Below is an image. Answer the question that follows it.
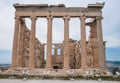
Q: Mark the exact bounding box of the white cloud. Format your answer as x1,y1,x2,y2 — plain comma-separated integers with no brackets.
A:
104,35,120,48
0,0,120,51
36,18,47,43
0,1,14,50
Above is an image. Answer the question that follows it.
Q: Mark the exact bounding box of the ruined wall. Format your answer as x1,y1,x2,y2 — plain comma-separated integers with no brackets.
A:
74,40,81,69
19,24,105,69
19,21,105,69
35,40,44,68
86,20,99,68
86,41,94,68
22,27,30,67
52,44,63,69
69,39,77,69
22,26,44,68
51,39,82,69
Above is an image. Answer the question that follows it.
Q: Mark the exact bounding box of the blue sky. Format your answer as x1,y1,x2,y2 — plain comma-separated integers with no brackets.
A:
0,0,120,64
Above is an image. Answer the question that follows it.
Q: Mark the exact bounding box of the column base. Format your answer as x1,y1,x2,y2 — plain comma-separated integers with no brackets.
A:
80,66,88,70
10,66,17,70
45,65,53,70
63,67,70,70
28,67,36,70
28,65,35,69
45,67,53,70
45,63,53,70
98,67,107,71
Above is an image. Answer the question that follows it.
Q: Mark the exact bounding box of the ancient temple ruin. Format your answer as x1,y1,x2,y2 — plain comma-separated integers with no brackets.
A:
10,2,107,74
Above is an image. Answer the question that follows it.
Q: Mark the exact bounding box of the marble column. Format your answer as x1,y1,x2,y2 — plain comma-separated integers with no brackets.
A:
80,16,87,69
63,16,70,69
96,16,106,69
54,46,57,56
17,19,25,68
45,16,53,69
88,22,99,68
11,16,20,69
29,16,37,68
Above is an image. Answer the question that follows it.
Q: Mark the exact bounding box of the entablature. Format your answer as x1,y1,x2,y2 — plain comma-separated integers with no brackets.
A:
14,2,104,12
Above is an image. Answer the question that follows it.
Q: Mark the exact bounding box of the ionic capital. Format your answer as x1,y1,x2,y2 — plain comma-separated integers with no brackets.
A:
20,18,25,22
14,16,20,20
47,13,53,19
79,16,86,20
63,15,70,21
96,16,103,20
30,16,37,20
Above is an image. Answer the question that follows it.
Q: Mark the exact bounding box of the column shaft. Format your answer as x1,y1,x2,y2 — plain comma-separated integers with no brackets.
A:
11,17,20,68
80,16,87,69
54,47,57,56
17,19,25,67
63,16,70,69
45,17,52,69
29,17,37,68
89,22,99,68
96,16,106,69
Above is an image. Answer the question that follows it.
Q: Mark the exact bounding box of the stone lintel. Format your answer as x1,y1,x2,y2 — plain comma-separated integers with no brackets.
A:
13,3,48,7
88,2,105,9
13,3,104,12
13,4,65,7
43,43,63,45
